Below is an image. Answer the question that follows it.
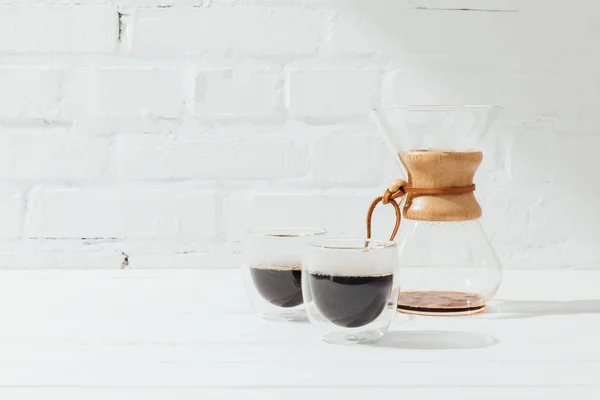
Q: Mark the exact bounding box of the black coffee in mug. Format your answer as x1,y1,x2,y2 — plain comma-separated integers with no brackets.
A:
250,265,303,308
308,272,393,328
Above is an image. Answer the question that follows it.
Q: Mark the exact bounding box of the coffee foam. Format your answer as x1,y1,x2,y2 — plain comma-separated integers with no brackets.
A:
304,246,397,276
250,264,302,271
305,262,395,277
308,271,393,278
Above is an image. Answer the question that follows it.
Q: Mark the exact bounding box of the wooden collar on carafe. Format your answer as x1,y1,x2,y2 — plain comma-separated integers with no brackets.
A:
382,179,476,204
366,179,477,242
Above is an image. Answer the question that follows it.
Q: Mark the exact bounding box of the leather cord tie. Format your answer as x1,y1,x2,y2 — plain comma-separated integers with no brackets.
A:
366,180,476,241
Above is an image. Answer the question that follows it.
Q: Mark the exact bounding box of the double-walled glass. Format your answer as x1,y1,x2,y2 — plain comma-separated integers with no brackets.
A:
242,227,327,322
302,239,400,345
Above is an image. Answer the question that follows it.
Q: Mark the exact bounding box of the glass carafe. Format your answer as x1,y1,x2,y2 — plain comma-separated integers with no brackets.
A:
371,106,502,316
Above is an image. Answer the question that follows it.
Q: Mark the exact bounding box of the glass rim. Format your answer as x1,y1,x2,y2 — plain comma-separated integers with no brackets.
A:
373,105,500,112
246,227,327,238
309,238,396,250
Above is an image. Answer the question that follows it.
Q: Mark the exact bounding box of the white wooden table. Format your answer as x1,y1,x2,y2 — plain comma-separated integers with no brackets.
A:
0,269,598,399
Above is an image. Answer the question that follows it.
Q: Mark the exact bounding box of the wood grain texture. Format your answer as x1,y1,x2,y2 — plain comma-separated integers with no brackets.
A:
400,150,483,221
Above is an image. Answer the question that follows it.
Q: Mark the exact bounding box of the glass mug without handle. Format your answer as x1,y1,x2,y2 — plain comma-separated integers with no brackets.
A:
302,238,400,345
242,227,327,322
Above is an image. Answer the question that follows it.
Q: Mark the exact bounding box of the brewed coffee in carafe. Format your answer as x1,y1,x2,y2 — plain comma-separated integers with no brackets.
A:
370,106,502,315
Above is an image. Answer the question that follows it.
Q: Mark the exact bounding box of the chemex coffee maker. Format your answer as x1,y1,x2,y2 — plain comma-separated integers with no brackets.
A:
368,106,502,316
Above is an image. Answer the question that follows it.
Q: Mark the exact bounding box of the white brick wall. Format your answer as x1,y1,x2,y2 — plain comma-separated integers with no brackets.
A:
287,70,381,120
26,187,216,239
0,130,110,180
0,0,597,269
0,69,63,119
0,5,117,53
114,135,308,180
130,7,322,56
194,69,282,119
65,68,184,118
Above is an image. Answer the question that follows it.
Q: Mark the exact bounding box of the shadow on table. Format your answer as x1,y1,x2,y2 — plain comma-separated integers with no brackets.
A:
483,300,600,320
374,330,499,350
